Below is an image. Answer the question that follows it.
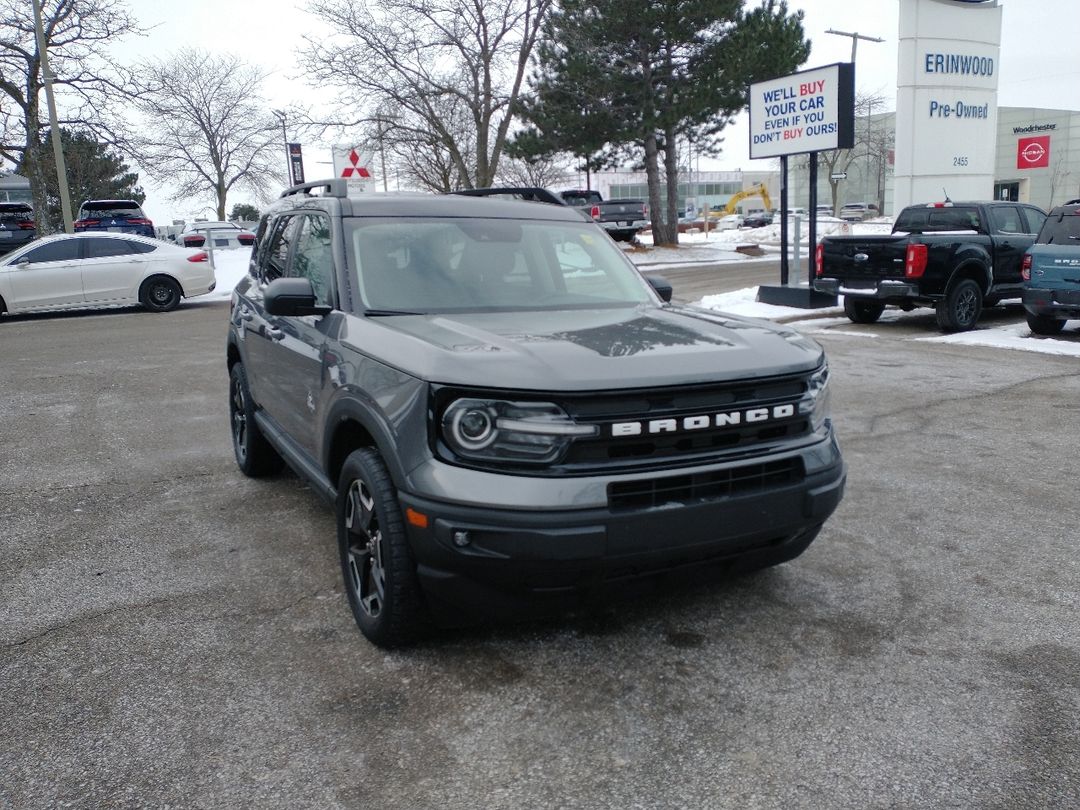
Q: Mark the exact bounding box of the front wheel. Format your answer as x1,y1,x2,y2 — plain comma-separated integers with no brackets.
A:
1026,312,1066,336
337,448,427,647
843,298,885,324
936,278,983,332
140,276,182,312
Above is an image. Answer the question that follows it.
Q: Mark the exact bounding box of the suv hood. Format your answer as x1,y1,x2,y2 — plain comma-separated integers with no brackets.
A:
347,305,822,390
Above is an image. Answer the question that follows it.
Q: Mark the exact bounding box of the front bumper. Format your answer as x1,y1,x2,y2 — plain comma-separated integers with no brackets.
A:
815,278,920,299
1023,287,1080,318
399,437,846,619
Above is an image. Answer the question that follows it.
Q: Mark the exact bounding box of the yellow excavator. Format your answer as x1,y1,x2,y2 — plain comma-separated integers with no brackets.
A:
708,183,773,218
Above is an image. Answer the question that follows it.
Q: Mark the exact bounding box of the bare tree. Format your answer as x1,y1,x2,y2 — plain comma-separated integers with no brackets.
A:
129,49,284,220
304,0,553,189
496,152,573,188
1,0,142,225
811,92,888,214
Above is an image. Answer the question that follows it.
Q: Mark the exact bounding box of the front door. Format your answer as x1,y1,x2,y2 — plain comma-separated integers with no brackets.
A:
3,239,84,310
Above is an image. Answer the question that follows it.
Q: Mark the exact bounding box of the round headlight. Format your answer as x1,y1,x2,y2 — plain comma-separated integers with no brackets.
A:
449,405,496,450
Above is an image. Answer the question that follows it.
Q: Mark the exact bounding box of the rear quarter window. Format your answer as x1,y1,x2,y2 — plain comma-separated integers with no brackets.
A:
1036,212,1080,244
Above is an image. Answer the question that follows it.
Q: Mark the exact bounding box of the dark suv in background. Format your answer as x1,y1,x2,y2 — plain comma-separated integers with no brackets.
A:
74,199,155,238
0,203,36,254
226,180,845,647
1023,198,1080,335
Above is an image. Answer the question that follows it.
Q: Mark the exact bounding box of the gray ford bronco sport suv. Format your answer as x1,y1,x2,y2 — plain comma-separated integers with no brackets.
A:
227,180,846,647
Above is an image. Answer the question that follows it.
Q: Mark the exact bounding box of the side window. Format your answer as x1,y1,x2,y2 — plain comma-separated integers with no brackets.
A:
988,206,1023,235
85,237,135,259
289,215,335,307
261,215,298,282
1021,207,1047,235
22,240,80,263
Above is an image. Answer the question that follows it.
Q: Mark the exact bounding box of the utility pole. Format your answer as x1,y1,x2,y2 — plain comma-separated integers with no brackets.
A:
31,0,73,233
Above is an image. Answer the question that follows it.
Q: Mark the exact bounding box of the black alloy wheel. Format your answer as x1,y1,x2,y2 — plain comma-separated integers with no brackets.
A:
228,363,283,477
1026,312,1066,336
337,448,425,647
936,278,983,332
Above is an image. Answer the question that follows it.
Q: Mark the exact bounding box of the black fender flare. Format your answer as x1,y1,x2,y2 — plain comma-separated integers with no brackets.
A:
321,395,409,491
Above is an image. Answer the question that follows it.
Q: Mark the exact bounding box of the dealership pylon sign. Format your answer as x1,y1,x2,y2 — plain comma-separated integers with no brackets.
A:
332,145,376,194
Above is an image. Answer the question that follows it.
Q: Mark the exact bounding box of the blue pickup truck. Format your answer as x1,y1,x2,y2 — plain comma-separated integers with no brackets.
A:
1022,199,1080,335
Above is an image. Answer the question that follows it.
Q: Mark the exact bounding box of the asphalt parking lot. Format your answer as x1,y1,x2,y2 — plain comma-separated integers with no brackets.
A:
2,296,1079,809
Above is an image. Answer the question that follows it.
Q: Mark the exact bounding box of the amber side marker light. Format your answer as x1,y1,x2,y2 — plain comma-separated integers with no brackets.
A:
406,508,429,528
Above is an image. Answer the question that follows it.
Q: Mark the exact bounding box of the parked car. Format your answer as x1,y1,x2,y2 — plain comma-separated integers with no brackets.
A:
178,221,256,249
226,179,845,647
815,200,1047,332
73,199,155,238
0,232,215,316
1022,198,1080,335
0,202,36,255
742,211,774,228
839,202,880,222
713,213,744,230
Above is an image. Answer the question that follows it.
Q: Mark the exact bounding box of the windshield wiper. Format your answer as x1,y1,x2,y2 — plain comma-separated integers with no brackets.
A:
363,308,425,316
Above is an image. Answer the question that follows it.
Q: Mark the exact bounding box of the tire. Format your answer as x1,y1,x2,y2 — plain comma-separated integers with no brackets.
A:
936,278,983,332
1026,312,1066,336
610,230,634,242
337,448,427,647
843,297,885,324
140,276,182,312
229,363,284,478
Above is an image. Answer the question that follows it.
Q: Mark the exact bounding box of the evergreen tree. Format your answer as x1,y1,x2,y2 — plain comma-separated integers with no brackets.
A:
519,0,809,244
40,129,144,232
229,203,260,223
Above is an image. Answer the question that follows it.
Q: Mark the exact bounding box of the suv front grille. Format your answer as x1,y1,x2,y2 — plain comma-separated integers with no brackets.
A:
608,458,804,511
559,373,814,472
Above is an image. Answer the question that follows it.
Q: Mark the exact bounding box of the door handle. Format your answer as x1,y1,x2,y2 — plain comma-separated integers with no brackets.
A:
267,327,285,341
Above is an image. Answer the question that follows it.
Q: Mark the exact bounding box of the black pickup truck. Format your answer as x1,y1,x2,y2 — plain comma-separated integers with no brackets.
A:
559,189,649,242
814,201,1047,331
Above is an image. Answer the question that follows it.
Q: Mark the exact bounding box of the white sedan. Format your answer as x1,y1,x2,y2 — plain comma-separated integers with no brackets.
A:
177,221,256,250
0,232,216,316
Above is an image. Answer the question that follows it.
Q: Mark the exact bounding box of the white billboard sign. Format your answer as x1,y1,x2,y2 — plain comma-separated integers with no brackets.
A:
893,0,1002,210
748,63,855,159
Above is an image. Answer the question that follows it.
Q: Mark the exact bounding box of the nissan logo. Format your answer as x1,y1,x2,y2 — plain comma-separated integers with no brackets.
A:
1020,141,1047,164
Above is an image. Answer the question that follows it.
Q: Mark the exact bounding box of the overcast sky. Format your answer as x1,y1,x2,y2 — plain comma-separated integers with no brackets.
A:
113,0,1080,222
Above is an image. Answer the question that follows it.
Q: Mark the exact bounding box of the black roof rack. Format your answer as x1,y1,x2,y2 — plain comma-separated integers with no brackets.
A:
1064,198,1080,206
281,179,349,199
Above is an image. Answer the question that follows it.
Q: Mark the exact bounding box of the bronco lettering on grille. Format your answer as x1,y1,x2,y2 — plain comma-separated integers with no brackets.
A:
610,404,796,437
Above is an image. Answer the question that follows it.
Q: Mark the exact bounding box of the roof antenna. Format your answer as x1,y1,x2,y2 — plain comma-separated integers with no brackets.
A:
942,187,951,203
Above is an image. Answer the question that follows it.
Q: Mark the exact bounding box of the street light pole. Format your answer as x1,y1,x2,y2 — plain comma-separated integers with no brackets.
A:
826,28,884,207
31,0,73,233
825,28,885,64
272,109,291,186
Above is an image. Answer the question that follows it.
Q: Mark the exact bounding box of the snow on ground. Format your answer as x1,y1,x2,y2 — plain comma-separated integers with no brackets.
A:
204,229,1080,359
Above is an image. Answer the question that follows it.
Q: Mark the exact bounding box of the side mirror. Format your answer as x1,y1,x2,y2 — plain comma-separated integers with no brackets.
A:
264,277,332,317
646,274,673,302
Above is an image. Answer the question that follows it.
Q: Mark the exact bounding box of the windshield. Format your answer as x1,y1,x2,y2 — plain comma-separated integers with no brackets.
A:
346,218,655,313
80,202,143,218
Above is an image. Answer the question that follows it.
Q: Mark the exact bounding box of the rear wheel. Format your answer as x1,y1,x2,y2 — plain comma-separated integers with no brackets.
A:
1026,312,1066,336
843,298,885,324
936,278,983,332
337,448,426,647
229,363,284,477
140,276,182,312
